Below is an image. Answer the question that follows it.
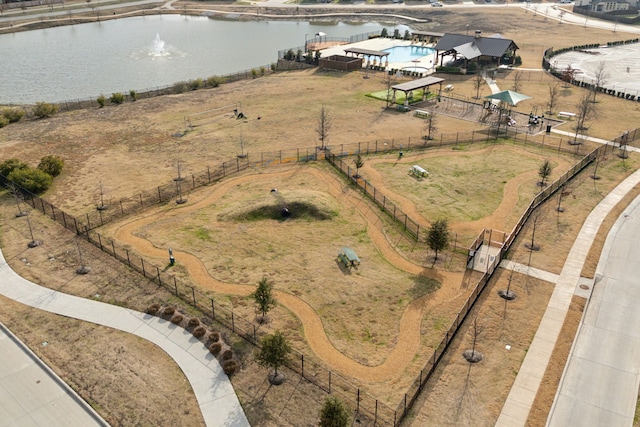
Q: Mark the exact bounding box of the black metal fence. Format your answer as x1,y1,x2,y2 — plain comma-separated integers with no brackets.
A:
78,147,321,230
542,38,640,102
48,65,278,114
2,124,615,426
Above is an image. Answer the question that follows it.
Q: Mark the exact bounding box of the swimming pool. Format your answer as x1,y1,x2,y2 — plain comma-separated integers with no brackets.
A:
383,45,435,63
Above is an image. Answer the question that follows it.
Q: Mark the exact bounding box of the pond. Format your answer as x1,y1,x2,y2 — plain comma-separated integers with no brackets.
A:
0,15,407,104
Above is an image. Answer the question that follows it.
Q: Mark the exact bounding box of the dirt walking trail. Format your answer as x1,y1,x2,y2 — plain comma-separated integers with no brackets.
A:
113,156,534,383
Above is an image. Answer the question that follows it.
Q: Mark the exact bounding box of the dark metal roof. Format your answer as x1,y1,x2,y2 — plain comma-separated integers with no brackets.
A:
391,77,445,92
344,47,390,57
434,33,518,58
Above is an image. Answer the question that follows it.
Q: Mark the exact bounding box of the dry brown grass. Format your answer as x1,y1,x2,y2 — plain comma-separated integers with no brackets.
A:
2,5,640,426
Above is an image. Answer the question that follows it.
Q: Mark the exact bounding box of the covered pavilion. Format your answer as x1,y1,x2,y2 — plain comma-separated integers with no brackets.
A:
390,76,445,106
410,30,445,45
434,31,519,69
344,47,390,68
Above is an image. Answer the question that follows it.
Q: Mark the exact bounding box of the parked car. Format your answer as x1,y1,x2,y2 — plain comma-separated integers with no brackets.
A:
431,2,443,6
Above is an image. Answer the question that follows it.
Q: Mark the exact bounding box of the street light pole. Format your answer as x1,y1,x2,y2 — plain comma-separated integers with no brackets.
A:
305,34,309,52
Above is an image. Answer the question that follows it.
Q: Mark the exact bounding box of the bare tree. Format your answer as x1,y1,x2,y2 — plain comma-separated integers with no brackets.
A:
7,182,28,217
97,179,108,210
423,107,438,140
591,61,609,104
511,70,523,93
463,318,483,363
524,210,544,256
25,212,43,248
618,130,630,159
472,74,484,99
546,82,560,115
352,154,364,178
316,105,332,150
561,65,576,89
573,91,596,145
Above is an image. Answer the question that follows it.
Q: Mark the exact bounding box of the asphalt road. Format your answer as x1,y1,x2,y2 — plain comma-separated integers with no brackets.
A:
547,195,640,426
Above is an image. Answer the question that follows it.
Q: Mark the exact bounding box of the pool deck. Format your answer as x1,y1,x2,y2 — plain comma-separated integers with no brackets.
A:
320,38,438,74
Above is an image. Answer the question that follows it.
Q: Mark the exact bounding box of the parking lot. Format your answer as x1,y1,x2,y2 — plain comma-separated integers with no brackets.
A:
551,43,640,95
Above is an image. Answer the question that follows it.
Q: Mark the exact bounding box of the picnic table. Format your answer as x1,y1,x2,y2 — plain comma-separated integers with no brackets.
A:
339,247,361,267
558,111,576,120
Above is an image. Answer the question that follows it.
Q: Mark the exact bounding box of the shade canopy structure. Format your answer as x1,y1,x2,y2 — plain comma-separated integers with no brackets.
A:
485,90,531,106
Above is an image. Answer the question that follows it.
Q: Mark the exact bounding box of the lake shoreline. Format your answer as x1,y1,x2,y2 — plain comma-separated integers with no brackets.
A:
0,3,432,35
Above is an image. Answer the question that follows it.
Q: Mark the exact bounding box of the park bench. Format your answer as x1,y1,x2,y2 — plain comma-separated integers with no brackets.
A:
444,84,454,91
414,110,430,119
397,105,411,113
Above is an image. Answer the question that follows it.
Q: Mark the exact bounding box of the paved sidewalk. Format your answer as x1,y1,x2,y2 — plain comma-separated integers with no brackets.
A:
496,167,640,426
548,194,640,426
0,250,249,427
0,321,108,427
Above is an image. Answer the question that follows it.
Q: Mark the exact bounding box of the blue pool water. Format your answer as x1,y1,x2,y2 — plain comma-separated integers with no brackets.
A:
383,45,435,63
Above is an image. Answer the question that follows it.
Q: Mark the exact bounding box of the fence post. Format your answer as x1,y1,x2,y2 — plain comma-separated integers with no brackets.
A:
111,241,116,258
174,277,178,296
141,258,145,277
375,400,378,426
51,204,56,220
158,187,162,202
207,167,211,183
192,287,196,307
86,213,91,229
253,325,256,343
329,371,332,393
232,311,235,332
356,388,360,413
126,249,131,266
97,233,103,250
211,298,215,319
301,354,304,378
139,193,143,207
62,211,67,228
157,267,161,286
120,200,124,215
223,162,226,177
40,198,46,214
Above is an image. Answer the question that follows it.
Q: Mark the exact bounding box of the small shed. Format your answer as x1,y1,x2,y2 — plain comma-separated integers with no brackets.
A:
319,55,363,72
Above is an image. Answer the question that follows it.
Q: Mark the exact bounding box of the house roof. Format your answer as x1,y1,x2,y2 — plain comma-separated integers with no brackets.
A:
454,42,483,60
434,33,518,58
